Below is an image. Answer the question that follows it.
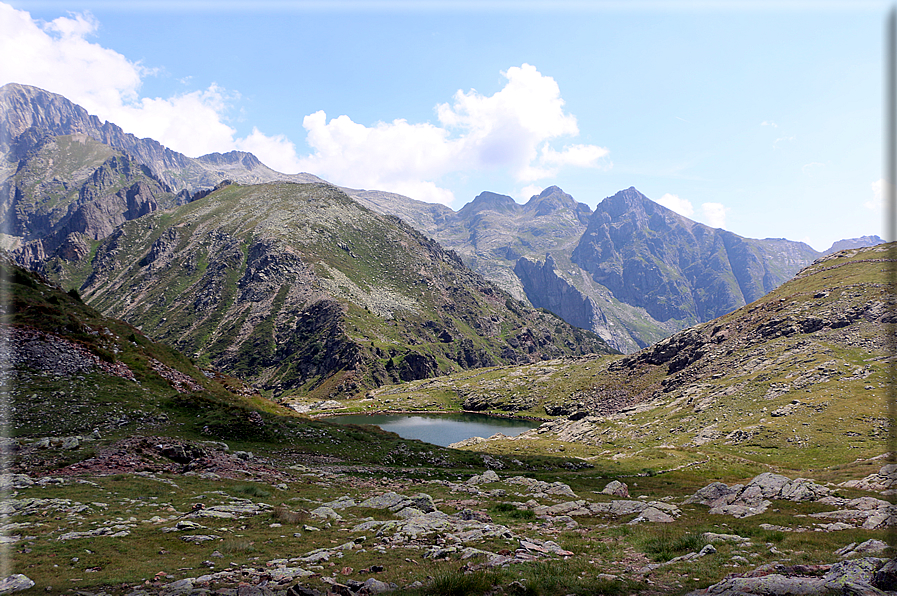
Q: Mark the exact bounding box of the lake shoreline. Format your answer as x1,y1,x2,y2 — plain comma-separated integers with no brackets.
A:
313,408,551,423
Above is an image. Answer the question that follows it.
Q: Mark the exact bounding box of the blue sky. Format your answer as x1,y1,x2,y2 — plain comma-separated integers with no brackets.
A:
1,1,888,251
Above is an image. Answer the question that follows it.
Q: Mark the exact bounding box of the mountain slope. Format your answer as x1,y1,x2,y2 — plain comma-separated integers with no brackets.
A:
571,187,820,327
59,181,613,400
0,83,323,195
2,127,180,269
364,243,894,468
355,185,822,353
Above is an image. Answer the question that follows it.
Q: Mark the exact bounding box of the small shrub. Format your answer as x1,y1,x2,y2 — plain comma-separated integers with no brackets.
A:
489,502,537,520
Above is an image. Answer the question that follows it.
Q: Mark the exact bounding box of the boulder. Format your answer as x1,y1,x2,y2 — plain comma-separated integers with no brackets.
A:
601,480,629,497
0,575,34,594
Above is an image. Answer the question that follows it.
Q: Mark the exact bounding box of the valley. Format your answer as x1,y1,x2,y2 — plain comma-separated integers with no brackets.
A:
1,83,895,596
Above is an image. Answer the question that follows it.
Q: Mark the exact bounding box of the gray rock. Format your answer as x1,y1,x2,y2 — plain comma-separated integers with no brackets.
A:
162,578,194,594
309,506,342,520
466,470,500,485
822,557,888,592
836,540,890,558
0,575,34,594
358,492,408,510
779,478,831,502
363,578,393,593
601,480,629,497
180,534,219,544
703,532,751,544
628,506,675,524
685,482,737,506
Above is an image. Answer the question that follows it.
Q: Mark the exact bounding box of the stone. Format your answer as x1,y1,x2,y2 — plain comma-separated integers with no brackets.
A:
163,578,193,592
0,575,34,594
780,478,831,502
873,558,897,591
703,532,750,545
822,557,888,593
180,534,219,543
685,482,737,506
466,470,500,485
601,480,629,497
362,578,393,593
837,540,890,558
358,492,407,510
628,506,675,524
310,506,342,520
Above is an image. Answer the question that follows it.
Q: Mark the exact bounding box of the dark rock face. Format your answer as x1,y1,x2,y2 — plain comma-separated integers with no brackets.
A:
571,187,819,325
514,254,594,330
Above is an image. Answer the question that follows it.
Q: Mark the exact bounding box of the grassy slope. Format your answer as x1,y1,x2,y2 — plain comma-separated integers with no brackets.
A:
338,244,894,474
54,182,613,400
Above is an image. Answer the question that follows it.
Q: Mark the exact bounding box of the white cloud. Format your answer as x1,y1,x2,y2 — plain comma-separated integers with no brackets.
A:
517,184,544,201
866,178,885,211
773,135,796,148
761,120,778,128
0,3,296,165
701,202,728,228
0,5,608,204
657,193,694,217
235,127,302,174
297,63,609,204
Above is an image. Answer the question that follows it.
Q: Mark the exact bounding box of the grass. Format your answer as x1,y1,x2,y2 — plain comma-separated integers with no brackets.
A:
641,531,707,562
490,502,538,520
231,484,272,499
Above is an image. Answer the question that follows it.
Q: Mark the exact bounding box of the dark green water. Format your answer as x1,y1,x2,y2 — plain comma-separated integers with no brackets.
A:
328,412,540,447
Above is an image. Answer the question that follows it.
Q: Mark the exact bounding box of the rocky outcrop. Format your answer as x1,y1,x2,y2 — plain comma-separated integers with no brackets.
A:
687,558,897,596
514,254,595,330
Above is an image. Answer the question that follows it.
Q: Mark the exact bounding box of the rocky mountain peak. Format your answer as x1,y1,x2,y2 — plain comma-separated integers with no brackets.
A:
519,186,591,226
595,186,665,222
0,83,323,195
457,191,520,218
196,151,263,168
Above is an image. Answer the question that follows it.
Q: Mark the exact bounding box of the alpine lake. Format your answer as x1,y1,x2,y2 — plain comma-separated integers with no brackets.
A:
327,412,541,447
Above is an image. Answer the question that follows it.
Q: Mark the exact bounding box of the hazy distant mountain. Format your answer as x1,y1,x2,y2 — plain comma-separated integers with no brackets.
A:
354,186,824,352
823,235,884,255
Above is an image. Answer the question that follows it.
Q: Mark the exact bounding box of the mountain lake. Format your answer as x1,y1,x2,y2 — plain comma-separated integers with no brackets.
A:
327,412,541,447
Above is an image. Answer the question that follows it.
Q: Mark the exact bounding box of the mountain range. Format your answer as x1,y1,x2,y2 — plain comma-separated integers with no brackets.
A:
0,83,881,359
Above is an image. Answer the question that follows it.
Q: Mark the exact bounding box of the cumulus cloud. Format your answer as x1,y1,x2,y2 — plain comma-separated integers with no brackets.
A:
657,193,694,217
296,63,609,204
866,178,885,211
701,202,728,228
1,5,608,204
0,3,297,166
761,120,778,128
